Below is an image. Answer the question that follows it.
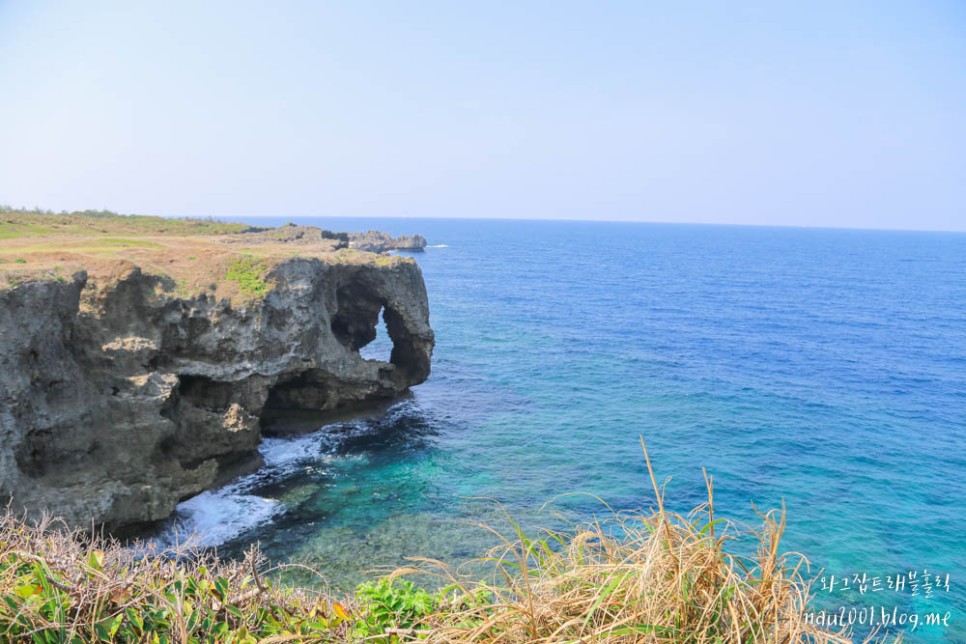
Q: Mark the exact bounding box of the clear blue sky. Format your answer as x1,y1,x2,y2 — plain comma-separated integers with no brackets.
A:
1,1,964,231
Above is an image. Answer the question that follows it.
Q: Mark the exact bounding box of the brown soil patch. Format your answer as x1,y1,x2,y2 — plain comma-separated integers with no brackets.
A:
0,212,412,303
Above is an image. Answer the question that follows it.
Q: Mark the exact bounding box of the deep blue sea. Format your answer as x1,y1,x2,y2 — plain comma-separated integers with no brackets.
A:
162,219,966,641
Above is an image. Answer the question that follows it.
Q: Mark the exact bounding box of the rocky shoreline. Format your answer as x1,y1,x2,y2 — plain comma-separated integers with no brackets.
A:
0,216,434,533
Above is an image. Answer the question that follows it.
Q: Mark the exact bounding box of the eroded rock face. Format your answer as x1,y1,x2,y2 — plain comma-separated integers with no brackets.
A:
348,231,427,253
0,257,433,531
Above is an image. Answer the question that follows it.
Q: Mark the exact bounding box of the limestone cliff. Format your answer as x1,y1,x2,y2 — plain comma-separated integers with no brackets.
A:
348,231,427,253
0,255,433,532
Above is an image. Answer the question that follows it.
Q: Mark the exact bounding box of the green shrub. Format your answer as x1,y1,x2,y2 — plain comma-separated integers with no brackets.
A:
0,518,353,642
225,256,270,296
352,577,440,639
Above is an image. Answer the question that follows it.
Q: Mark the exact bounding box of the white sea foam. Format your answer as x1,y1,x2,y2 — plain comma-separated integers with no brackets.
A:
155,403,413,548
259,433,325,469
427,244,449,248
156,435,323,547
164,488,282,548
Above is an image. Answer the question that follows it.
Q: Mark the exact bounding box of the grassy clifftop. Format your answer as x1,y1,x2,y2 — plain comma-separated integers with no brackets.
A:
0,207,412,302
0,207,252,240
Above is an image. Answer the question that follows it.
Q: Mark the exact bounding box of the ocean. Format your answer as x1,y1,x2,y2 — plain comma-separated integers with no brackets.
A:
159,218,966,641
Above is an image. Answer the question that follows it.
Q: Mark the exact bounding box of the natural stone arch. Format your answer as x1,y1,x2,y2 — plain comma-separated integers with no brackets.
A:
329,280,431,383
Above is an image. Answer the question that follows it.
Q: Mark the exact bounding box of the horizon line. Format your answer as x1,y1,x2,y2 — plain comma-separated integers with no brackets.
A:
5,204,964,235
216,213,966,235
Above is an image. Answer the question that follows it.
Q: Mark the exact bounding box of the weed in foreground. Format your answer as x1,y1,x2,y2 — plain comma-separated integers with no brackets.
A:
394,438,865,643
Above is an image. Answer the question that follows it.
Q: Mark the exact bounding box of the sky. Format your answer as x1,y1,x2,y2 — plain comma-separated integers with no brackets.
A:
0,1,964,231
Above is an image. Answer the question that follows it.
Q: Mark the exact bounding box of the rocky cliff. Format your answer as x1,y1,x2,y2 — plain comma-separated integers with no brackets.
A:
348,231,427,253
0,254,433,532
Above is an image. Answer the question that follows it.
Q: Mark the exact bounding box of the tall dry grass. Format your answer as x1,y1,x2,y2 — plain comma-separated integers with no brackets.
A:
0,440,892,642
402,438,863,643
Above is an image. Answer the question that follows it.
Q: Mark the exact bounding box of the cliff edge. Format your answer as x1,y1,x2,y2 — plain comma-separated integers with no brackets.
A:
0,212,434,531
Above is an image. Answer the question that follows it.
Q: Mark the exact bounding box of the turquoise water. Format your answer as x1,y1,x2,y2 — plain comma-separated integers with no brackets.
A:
164,219,966,641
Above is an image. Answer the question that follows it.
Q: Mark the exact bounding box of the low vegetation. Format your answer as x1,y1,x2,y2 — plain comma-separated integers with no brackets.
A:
0,207,405,301
0,441,871,643
225,256,271,297
0,206,250,240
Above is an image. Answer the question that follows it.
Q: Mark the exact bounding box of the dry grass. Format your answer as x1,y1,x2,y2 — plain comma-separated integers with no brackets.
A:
0,439,892,643
0,209,250,240
0,511,353,642
402,438,862,643
0,209,414,302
